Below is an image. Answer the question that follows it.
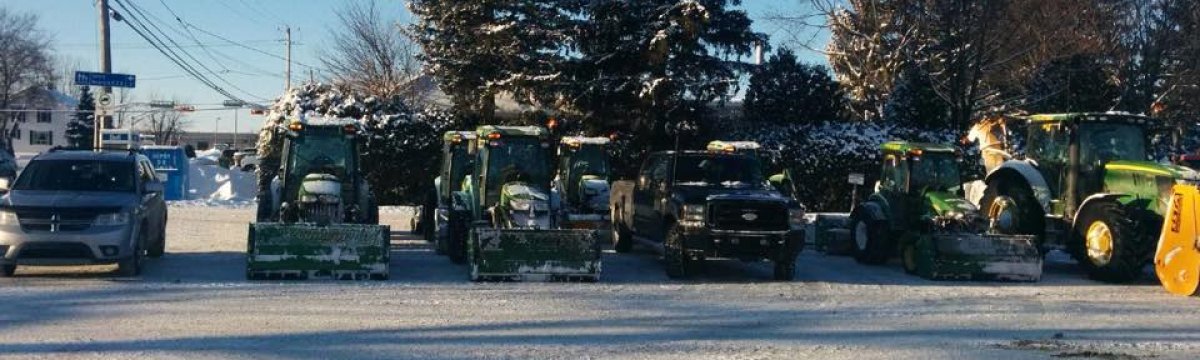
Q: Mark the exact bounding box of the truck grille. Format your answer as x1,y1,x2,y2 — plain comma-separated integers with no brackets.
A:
13,206,120,232
708,200,789,231
17,242,95,259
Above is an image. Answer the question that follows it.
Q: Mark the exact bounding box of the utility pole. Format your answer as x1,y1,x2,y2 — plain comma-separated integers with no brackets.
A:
233,109,239,148
95,0,113,149
213,117,220,149
284,26,292,91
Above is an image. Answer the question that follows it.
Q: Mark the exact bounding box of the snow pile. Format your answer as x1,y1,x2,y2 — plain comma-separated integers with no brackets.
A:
181,159,256,206
192,148,222,166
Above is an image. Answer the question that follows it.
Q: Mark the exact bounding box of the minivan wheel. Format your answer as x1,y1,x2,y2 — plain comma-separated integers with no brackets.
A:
148,226,166,258
118,233,144,277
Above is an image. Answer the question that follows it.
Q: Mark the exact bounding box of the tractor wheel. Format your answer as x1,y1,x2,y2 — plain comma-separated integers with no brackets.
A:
773,255,797,281
447,213,467,264
611,207,633,253
901,241,918,275
849,210,891,265
1073,200,1146,283
664,224,694,279
0,265,15,277
981,181,1044,237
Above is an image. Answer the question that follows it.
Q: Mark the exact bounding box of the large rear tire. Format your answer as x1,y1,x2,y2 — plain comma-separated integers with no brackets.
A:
1073,200,1145,283
849,209,891,265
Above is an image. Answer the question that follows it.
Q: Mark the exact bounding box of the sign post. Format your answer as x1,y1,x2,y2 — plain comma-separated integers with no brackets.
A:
848,173,865,212
75,71,136,149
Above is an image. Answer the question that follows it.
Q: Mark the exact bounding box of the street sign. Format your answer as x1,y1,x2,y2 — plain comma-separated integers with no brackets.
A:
97,94,112,107
848,173,865,186
74,71,136,88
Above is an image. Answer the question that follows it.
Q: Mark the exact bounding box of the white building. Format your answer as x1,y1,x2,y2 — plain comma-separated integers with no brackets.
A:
6,87,78,155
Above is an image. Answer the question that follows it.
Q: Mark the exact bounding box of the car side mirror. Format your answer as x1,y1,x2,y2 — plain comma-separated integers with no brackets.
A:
144,182,164,194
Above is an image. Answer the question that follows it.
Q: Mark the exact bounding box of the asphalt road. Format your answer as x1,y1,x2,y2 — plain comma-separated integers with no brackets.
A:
0,206,1197,359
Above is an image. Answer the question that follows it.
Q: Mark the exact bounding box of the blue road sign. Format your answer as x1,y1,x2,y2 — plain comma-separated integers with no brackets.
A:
74,71,136,88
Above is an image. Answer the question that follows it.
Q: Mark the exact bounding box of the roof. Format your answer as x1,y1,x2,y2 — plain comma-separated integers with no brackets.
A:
442,131,477,141
476,125,548,138
561,136,610,146
10,87,79,109
34,150,137,162
881,141,956,154
1027,113,1157,125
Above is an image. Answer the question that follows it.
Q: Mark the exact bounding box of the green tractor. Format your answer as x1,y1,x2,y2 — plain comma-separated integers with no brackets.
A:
457,126,600,281
983,113,1199,282
850,141,1041,281
552,136,612,230
431,131,475,263
248,119,389,280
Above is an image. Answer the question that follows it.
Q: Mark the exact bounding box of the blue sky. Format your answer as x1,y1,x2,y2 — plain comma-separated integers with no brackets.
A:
7,0,826,134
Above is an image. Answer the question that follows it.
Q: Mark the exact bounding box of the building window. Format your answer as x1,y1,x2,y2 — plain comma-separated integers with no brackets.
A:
15,111,27,123
30,131,53,146
12,130,19,140
37,111,52,123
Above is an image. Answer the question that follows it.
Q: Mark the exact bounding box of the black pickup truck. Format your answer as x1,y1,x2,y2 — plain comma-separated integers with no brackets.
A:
610,150,805,280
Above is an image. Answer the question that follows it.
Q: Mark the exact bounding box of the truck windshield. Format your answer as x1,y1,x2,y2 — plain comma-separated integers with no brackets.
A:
289,131,351,179
14,160,136,192
1080,123,1147,164
485,137,551,202
673,155,765,187
909,153,960,192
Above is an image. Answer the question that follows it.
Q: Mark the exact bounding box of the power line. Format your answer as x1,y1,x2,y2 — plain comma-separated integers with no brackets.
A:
180,21,320,70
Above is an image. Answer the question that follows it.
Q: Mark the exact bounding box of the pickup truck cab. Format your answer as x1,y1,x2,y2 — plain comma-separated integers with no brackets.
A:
610,150,805,280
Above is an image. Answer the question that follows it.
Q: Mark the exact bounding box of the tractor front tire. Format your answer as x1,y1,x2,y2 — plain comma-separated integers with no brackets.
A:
1073,200,1146,283
981,181,1044,237
447,213,468,264
901,241,918,275
850,211,891,265
611,208,633,253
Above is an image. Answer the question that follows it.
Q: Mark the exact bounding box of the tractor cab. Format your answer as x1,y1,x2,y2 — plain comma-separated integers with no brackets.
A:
554,137,612,226
439,131,477,207
875,142,968,214
468,126,556,229
276,120,365,224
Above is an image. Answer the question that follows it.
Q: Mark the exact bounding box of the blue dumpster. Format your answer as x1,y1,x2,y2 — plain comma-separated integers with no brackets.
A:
141,146,189,201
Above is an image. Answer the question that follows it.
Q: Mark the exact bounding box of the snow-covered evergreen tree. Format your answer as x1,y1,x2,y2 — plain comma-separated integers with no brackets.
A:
66,86,94,149
743,49,846,125
1024,54,1116,114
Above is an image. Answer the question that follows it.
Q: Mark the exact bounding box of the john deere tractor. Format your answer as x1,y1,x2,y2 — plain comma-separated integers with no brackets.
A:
248,119,389,280
850,142,1041,281
552,136,612,230
456,126,600,281
983,113,1200,282
426,131,476,263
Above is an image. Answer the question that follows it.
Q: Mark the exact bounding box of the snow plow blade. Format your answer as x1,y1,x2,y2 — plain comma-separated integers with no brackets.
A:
912,233,1042,282
469,228,600,282
562,214,609,230
246,223,391,280
1155,184,1200,296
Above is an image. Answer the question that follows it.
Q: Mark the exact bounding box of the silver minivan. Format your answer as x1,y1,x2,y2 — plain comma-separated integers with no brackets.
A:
0,150,168,276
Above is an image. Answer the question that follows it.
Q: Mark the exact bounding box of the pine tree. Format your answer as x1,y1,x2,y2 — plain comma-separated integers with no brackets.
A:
883,67,948,129
66,86,95,149
1025,54,1117,114
743,49,846,125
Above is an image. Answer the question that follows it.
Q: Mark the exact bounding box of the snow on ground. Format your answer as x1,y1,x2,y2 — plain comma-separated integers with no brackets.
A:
0,207,1198,359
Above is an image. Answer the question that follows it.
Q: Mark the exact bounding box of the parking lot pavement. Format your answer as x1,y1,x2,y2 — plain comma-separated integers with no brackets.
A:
0,206,1197,360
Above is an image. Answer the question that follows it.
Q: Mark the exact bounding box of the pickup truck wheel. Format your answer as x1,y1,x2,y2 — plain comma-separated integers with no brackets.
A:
901,242,918,274
850,211,891,265
611,208,633,253
117,232,145,277
1,265,15,277
773,256,796,281
664,225,692,279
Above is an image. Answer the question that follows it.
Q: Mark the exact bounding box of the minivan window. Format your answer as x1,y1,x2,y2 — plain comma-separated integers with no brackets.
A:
14,160,136,192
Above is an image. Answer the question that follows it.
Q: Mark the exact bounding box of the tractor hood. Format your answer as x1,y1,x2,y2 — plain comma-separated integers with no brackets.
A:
499,182,551,212
1105,160,1200,181
924,191,979,218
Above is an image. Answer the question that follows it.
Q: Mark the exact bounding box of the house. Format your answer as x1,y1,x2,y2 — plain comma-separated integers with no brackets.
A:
6,86,78,155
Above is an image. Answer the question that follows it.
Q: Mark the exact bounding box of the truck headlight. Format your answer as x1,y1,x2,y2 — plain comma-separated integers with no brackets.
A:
789,208,806,226
94,212,130,226
681,204,706,227
0,209,17,225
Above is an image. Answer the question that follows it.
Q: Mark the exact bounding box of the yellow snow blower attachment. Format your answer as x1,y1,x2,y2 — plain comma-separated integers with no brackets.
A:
1156,184,1200,296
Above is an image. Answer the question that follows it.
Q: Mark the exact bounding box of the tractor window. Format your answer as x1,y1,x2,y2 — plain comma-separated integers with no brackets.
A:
1080,123,1147,164
1026,123,1069,164
910,153,961,192
289,132,351,180
880,155,905,191
446,145,472,196
484,137,552,205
